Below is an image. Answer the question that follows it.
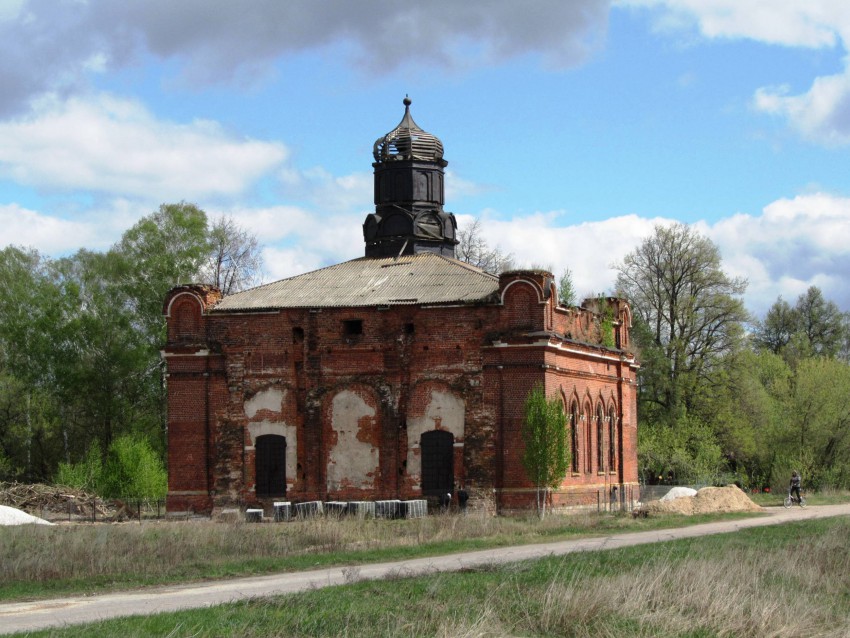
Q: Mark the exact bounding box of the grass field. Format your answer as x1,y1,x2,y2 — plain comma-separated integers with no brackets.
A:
0,507,764,601
13,515,850,637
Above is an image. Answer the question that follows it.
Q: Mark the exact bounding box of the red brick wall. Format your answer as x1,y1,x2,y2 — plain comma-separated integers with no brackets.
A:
163,273,639,515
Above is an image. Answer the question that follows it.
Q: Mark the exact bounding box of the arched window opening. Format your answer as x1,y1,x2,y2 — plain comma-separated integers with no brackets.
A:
597,404,605,472
609,408,617,471
420,430,454,497
570,402,579,473
584,405,593,474
255,434,286,497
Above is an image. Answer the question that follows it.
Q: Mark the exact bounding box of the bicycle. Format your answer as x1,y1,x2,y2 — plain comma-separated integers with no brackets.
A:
784,490,806,508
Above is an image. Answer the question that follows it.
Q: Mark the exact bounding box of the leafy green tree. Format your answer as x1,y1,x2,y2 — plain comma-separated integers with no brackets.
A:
114,202,210,346
785,357,850,489
793,287,848,358
751,297,796,355
522,384,568,518
54,249,160,454
0,247,65,480
753,287,850,361
558,268,576,306
615,223,748,425
700,349,791,488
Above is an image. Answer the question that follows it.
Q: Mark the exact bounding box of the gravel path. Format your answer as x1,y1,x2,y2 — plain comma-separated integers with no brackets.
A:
2,503,848,635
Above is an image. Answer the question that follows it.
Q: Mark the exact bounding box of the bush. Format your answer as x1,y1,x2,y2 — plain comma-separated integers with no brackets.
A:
55,440,102,492
100,435,167,500
55,436,166,500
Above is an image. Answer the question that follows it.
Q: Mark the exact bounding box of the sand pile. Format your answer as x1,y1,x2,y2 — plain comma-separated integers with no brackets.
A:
0,504,53,526
660,486,697,501
644,485,762,516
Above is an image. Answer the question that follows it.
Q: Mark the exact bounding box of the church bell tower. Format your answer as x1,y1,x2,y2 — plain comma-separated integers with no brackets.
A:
363,97,458,258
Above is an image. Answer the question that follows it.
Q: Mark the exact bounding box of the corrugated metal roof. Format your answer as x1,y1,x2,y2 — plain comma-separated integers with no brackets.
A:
211,253,500,312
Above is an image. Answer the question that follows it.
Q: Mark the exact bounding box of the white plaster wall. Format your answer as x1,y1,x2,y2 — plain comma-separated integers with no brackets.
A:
327,390,379,491
406,390,465,484
246,420,297,490
244,387,285,418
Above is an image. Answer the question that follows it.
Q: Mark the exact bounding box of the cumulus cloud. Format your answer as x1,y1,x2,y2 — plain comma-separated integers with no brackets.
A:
0,199,152,255
623,0,850,145
754,72,850,146
455,211,662,299
453,192,850,316
0,0,610,115
0,94,287,199
703,193,850,314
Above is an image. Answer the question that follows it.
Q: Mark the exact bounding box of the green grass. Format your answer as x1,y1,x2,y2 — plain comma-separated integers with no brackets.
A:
17,516,850,637
0,509,764,602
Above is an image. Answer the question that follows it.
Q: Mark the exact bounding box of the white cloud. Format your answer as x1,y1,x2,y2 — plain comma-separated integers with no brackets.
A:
0,94,287,199
623,0,846,48
623,0,850,145
0,203,95,254
706,193,850,313
753,70,850,146
455,192,850,315
281,168,372,214
457,211,663,299
0,199,150,255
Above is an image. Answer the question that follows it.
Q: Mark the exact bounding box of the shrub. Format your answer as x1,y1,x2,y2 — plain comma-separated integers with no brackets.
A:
100,435,167,500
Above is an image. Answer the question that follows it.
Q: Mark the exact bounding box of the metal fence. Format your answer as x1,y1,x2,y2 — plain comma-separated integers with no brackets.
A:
36,497,167,523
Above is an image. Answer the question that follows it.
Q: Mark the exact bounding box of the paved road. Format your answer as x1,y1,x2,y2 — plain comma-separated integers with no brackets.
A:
2,504,849,635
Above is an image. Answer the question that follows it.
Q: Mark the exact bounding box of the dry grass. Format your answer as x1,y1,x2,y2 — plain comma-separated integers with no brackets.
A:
0,509,648,595
9,517,850,636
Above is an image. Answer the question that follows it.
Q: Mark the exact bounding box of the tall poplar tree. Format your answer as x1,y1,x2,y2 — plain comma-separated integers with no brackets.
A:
522,384,568,518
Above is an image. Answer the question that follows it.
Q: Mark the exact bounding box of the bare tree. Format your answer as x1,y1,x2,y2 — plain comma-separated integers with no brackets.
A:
200,216,263,295
455,218,514,274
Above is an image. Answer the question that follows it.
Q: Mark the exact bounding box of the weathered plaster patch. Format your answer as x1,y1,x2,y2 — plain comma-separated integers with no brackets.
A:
407,390,465,484
244,387,285,419
247,420,297,489
327,390,378,491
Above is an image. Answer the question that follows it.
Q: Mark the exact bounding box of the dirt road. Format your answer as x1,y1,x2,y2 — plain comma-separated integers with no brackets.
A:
2,503,848,635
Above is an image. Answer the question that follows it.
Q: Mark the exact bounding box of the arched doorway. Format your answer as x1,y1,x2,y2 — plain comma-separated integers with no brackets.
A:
255,434,286,497
420,430,454,496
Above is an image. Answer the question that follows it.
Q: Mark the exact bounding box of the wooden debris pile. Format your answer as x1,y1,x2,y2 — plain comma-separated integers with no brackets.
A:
0,482,116,520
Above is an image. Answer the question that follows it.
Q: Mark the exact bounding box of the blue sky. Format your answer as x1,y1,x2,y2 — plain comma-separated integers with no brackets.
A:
0,0,849,316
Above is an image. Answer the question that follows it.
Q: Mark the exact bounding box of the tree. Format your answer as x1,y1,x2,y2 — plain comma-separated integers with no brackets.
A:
753,287,850,362
456,218,514,274
615,223,748,423
558,268,577,306
114,201,210,347
794,287,848,358
198,216,263,295
0,247,65,480
785,357,850,489
751,297,796,354
521,384,568,518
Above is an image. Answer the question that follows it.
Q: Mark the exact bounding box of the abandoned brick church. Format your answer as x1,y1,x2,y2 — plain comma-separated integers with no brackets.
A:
163,98,639,515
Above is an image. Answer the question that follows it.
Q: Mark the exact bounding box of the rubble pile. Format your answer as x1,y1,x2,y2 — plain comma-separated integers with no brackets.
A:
0,482,116,520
